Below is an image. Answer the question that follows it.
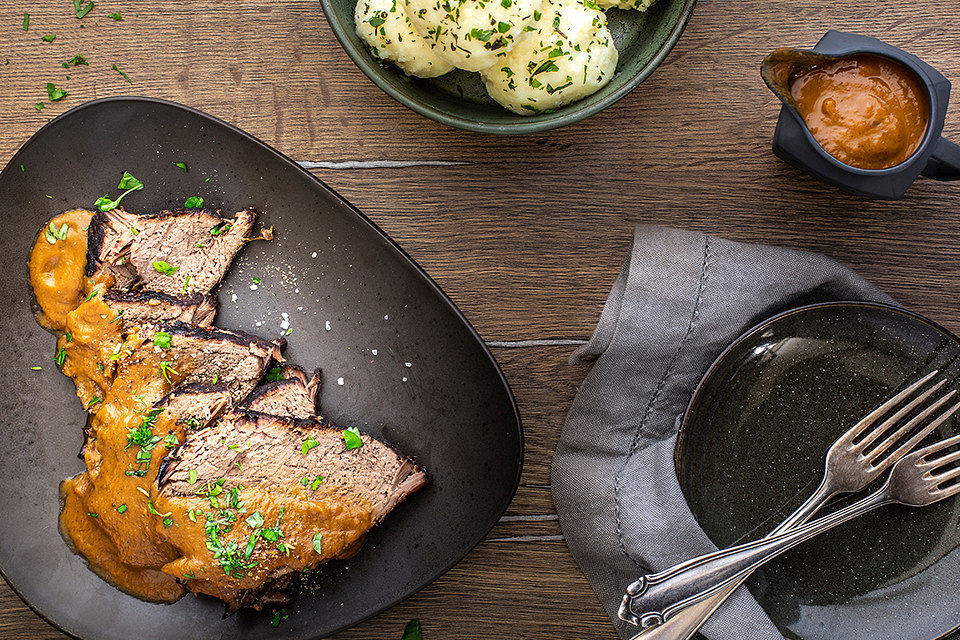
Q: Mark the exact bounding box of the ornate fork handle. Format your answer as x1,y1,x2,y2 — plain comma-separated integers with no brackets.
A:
619,490,891,628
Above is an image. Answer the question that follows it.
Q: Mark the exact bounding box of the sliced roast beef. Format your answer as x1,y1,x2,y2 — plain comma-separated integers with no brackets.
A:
138,321,284,402
104,290,217,328
155,383,233,431
86,208,256,295
155,411,427,611
242,367,320,418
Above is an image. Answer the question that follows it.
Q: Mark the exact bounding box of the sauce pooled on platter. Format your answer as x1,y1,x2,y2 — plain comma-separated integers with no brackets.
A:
789,53,929,170
28,209,404,606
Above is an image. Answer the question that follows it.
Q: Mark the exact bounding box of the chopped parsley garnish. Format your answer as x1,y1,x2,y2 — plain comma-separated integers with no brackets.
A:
22,13,29,31
87,396,102,408
270,609,287,628
469,28,492,41
246,512,264,529
73,0,94,19
35,102,45,111
173,161,188,171
112,63,132,83
152,330,172,349
184,196,203,209
210,221,232,236
312,532,323,554
64,55,88,67
83,288,99,302
497,21,511,32
88,512,98,518
182,274,190,293
368,15,385,27
163,433,178,448
343,427,363,450
44,220,68,244
116,504,127,514
41,34,56,43
152,260,178,276
127,407,162,450
108,309,124,324
30,366,42,371
107,11,121,20
46,82,68,102
188,469,198,484
265,366,283,382
402,619,423,640
159,360,178,383
54,347,67,367
310,475,324,490
300,436,319,455
94,171,143,211
163,517,174,528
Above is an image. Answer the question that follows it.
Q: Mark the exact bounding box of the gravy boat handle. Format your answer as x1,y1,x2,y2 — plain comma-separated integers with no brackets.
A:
921,137,960,181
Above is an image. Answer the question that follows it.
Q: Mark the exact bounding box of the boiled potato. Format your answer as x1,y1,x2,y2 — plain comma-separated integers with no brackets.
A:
594,0,656,11
404,0,541,72
356,0,455,78
480,0,618,114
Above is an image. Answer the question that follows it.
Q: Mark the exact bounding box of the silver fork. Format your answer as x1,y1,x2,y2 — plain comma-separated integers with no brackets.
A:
619,424,960,628
619,370,959,633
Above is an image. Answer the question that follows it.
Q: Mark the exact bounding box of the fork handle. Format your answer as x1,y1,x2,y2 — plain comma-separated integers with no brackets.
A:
624,480,835,640
619,490,890,628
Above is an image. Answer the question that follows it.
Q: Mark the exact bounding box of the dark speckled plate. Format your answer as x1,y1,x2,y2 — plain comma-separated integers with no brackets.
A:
0,97,522,640
676,302,960,640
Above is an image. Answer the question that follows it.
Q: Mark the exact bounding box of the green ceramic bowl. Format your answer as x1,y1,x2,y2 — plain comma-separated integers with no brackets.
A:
319,0,697,134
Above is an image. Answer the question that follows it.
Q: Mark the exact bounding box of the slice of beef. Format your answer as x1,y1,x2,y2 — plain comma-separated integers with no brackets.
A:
86,207,256,295
242,367,320,418
139,321,284,402
104,290,217,328
156,411,427,611
155,383,233,431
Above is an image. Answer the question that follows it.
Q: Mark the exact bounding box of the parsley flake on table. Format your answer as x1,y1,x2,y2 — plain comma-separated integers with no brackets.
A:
401,619,423,640
46,82,68,102
184,196,203,209
35,102,44,111
64,54,88,67
107,11,122,20
22,12,29,31
112,63,132,83
172,161,188,172
342,426,363,449
41,34,56,42
73,0,95,19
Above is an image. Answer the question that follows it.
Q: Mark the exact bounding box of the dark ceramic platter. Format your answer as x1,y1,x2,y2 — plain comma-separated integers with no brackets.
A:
0,97,522,640
676,302,960,640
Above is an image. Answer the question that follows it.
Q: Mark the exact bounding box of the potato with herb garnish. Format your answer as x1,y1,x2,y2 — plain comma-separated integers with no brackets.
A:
479,0,617,114
593,0,657,11
404,0,541,72
356,0,455,78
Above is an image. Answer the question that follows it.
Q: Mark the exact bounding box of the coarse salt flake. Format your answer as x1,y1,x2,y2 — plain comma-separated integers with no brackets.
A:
337,377,344,386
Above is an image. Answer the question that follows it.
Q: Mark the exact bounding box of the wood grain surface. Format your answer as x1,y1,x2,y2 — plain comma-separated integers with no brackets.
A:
1,0,960,637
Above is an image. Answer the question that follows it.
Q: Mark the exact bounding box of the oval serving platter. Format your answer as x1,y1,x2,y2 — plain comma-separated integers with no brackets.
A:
0,97,522,640
676,302,960,640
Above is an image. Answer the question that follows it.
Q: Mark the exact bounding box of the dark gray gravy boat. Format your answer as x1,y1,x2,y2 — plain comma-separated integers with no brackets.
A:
763,30,960,200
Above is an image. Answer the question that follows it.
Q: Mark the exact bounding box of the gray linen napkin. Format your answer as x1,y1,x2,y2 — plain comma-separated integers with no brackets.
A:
551,225,895,640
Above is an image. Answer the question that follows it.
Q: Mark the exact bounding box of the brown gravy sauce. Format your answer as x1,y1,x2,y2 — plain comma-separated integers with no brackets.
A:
790,54,929,170
30,211,375,604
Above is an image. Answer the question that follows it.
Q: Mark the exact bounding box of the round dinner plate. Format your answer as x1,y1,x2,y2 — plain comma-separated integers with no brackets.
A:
676,302,960,640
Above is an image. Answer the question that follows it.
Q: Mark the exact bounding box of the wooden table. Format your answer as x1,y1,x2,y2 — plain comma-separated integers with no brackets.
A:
1,1,958,638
